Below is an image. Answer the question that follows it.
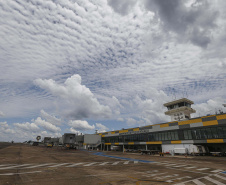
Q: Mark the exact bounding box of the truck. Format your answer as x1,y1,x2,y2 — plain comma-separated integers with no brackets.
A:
62,133,76,149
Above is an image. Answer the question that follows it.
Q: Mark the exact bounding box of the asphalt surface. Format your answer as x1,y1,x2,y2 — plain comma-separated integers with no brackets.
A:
0,143,226,185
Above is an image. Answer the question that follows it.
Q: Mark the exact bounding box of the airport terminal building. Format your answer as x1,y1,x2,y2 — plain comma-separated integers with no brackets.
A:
98,98,226,155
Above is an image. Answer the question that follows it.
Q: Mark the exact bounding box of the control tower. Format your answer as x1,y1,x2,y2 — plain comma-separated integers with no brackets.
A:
164,98,196,121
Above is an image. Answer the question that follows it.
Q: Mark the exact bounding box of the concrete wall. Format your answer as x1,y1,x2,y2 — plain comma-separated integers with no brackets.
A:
84,134,101,144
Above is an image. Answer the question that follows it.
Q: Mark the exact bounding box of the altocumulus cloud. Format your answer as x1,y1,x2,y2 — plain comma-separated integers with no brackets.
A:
34,74,112,120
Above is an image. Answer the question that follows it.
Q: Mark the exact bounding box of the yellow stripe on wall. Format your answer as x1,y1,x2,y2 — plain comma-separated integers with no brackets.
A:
216,114,226,120
171,140,182,144
160,123,169,128
133,128,139,131
111,131,115,134
203,120,218,126
146,141,162,144
128,142,134,145
207,139,224,143
119,130,128,133
102,135,105,137
202,115,216,119
114,143,119,145
179,118,202,125
105,143,111,145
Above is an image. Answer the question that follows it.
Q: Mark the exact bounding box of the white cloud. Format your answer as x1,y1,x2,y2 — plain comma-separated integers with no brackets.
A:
34,117,61,133
69,127,81,135
0,111,5,117
34,74,112,119
126,118,137,126
68,120,95,131
96,123,108,133
193,97,226,117
40,110,61,126
14,122,40,132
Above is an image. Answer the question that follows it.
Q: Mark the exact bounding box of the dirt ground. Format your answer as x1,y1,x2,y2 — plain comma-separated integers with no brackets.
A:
0,143,226,185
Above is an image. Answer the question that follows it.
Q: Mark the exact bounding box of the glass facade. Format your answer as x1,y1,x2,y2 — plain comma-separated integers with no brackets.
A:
102,126,226,143
184,127,226,140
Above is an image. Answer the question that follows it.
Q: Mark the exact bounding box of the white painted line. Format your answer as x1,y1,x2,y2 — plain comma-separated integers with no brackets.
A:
0,164,31,170
24,163,55,169
192,179,205,185
0,171,42,176
48,163,70,168
112,162,120,165
0,164,13,167
214,174,226,181
204,176,225,185
165,163,178,166
84,162,98,166
184,166,196,169
173,165,188,168
66,163,84,167
197,168,210,171
123,161,130,165
211,169,223,173
99,162,109,166
134,161,138,164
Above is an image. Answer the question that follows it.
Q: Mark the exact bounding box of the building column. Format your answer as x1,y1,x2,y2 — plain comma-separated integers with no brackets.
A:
146,144,148,150
123,144,124,153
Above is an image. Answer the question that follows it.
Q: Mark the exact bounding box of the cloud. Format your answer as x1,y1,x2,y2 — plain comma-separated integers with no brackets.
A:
0,111,5,117
40,110,61,126
193,97,226,117
14,122,40,132
68,120,95,131
34,117,61,133
126,118,137,126
96,123,108,133
107,0,137,15
69,127,81,135
34,74,112,119
143,0,219,48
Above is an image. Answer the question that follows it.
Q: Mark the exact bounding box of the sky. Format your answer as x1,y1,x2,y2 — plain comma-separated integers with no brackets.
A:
0,0,226,142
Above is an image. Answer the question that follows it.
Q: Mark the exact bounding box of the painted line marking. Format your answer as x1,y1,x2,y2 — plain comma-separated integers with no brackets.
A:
0,171,42,176
99,162,109,166
112,162,120,165
221,171,226,174
84,162,98,166
197,168,210,171
24,163,55,169
184,166,196,169
165,163,178,166
123,161,130,165
48,163,70,168
173,165,188,168
211,169,224,173
214,174,226,180
66,163,84,167
204,176,225,185
192,179,205,185
0,164,13,167
134,161,138,164
0,164,31,170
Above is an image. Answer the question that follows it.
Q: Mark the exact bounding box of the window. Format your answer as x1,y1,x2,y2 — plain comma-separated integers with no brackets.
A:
211,128,218,139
